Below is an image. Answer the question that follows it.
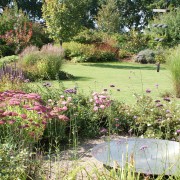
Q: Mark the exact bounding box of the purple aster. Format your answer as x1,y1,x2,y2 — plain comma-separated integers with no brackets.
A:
110,84,115,87
163,97,170,102
156,103,163,107
176,130,180,133
140,145,148,150
100,128,107,134
146,89,151,93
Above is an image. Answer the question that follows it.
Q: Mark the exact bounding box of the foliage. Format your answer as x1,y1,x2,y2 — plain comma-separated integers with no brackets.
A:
166,45,180,97
30,22,53,48
118,49,132,59
135,49,156,64
73,29,102,44
19,44,64,80
147,8,180,48
96,0,121,33
0,4,31,54
117,30,149,54
130,94,180,141
0,22,33,54
0,0,42,19
0,55,18,67
42,0,91,41
0,61,29,92
0,143,28,179
63,41,117,62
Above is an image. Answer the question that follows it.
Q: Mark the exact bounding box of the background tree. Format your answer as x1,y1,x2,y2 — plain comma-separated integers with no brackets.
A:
147,8,180,47
42,0,91,42
0,0,43,20
96,0,121,33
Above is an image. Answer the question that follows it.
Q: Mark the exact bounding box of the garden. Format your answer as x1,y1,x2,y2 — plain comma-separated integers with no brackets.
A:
0,0,180,179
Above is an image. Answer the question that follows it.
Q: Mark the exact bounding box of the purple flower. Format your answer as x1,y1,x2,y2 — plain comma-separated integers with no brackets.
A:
156,103,163,107
155,84,159,88
155,100,160,103
140,145,148,150
100,128,107,134
103,88,108,91
117,89,120,91
110,84,115,87
43,82,51,87
64,88,77,94
146,89,151,93
133,116,137,119
176,130,180,134
163,97,170,102
166,110,170,113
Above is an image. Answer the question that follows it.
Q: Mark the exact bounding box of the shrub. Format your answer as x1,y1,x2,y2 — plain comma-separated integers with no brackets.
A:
63,41,117,62
117,30,149,54
166,45,180,97
30,23,53,48
135,49,156,64
19,44,64,81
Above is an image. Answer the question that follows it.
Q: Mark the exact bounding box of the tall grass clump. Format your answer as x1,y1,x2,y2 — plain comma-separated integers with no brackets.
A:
19,44,64,81
167,45,180,97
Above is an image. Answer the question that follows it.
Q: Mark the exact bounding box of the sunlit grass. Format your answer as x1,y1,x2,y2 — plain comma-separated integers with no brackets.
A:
50,62,173,104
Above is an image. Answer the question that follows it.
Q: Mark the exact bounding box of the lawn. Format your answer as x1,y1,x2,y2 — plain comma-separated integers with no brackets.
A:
58,62,173,104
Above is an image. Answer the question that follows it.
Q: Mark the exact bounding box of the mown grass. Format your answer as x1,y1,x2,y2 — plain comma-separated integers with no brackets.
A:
52,62,173,104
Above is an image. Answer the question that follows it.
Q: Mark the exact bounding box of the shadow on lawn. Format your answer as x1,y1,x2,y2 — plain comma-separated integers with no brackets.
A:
82,63,166,71
69,76,93,81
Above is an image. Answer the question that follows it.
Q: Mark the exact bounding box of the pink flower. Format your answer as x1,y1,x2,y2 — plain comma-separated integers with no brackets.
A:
93,106,98,112
33,106,41,111
7,120,16,124
21,114,27,119
12,112,18,116
9,100,20,105
100,105,105,109
58,115,69,121
67,97,72,101
42,120,47,125
61,101,67,105
115,123,120,127
62,106,68,111
0,120,5,125
100,128,107,133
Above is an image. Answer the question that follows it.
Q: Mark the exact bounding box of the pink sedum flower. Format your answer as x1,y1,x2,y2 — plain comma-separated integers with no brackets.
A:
21,114,27,119
58,115,69,121
93,106,99,112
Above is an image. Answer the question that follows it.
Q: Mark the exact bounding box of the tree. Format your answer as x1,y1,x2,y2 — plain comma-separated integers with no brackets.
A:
42,0,91,42
0,0,43,20
147,8,180,47
96,0,121,33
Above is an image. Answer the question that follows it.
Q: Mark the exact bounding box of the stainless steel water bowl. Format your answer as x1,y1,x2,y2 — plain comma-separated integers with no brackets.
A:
92,138,180,175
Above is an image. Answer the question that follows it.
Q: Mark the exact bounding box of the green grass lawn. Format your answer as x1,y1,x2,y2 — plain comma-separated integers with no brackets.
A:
30,62,173,104
58,62,173,104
